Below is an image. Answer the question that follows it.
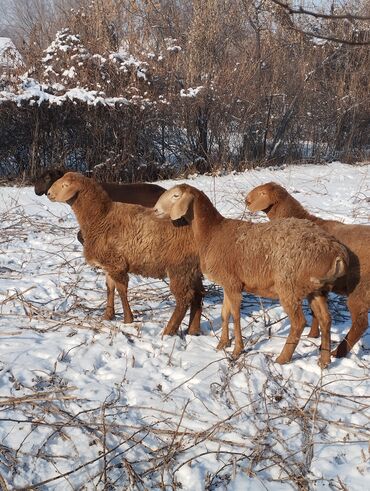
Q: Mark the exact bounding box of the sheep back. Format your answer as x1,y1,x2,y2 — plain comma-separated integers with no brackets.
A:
202,217,348,299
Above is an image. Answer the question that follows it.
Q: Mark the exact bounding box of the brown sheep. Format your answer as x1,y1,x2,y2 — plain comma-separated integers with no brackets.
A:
154,184,349,367
34,166,168,321
47,172,203,336
246,181,370,358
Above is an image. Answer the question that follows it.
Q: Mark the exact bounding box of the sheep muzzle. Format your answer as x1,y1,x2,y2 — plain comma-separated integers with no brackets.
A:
246,190,273,212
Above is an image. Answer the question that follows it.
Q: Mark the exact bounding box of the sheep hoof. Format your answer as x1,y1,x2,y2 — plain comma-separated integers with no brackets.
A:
124,315,134,324
318,357,330,369
231,347,243,359
186,328,201,336
162,327,178,336
331,348,338,358
331,344,347,358
275,355,289,365
103,312,115,321
307,329,320,338
318,345,331,368
216,339,231,350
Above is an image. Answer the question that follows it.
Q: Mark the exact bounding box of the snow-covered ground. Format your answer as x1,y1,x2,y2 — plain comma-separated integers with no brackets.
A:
0,162,369,490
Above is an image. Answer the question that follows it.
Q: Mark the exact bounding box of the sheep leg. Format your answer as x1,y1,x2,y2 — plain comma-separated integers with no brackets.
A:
275,301,306,364
162,302,188,336
103,273,116,320
332,296,368,358
109,272,133,324
307,291,327,338
229,291,243,359
216,292,232,351
187,276,204,335
309,294,332,368
163,277,190,336
307,314,320,338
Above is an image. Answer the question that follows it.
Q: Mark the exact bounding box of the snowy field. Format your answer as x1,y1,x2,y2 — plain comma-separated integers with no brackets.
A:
0,162,369,490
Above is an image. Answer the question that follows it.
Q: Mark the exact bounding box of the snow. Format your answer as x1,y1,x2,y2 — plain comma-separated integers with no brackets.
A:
180,86,204,98
0,162,369,489
0,37,23,68
0,78,132,108
0,30,153,109
164,38,182,53
110,51,149,80
62,67,76,79
167,46,182,53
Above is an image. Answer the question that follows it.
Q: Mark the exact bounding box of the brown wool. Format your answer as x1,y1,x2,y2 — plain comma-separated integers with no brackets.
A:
47,172,203,335
246,182,370,358
156,184,349,367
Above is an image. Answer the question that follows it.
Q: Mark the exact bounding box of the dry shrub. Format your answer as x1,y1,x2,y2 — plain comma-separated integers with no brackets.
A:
0,0,369,181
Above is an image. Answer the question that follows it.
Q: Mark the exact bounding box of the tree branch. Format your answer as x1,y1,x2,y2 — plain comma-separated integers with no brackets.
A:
269,0,370,21
292,26,370,46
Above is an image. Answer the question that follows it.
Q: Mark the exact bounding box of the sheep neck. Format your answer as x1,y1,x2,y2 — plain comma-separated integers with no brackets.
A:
71,181,112,237
267,195,323,224
191,189,224,247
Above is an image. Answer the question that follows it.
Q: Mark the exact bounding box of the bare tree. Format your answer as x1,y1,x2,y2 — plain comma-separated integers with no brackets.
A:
269,0,370,45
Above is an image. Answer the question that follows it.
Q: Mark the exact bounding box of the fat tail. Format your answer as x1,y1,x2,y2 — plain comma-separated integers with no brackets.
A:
310,256,347,287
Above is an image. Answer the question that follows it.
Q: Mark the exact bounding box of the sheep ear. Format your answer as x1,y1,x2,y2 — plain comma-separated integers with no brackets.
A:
170,193,193,221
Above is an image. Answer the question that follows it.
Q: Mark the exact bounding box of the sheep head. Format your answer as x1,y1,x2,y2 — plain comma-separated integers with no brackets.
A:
34,167,66,196
154,184,194,223
246,182,283,212
47,172,82,202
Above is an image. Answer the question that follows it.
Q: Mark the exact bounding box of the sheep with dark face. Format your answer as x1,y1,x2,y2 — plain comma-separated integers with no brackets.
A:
34,167,165,205
35,168,67,196
154,184,349,367
246,182,370,358
47,172,204,335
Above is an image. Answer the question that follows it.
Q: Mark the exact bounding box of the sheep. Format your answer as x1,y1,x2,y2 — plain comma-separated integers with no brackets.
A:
47,172,204,336
34,166,168,322
34,166,165,206
246,181,370,358
154,184,349,367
